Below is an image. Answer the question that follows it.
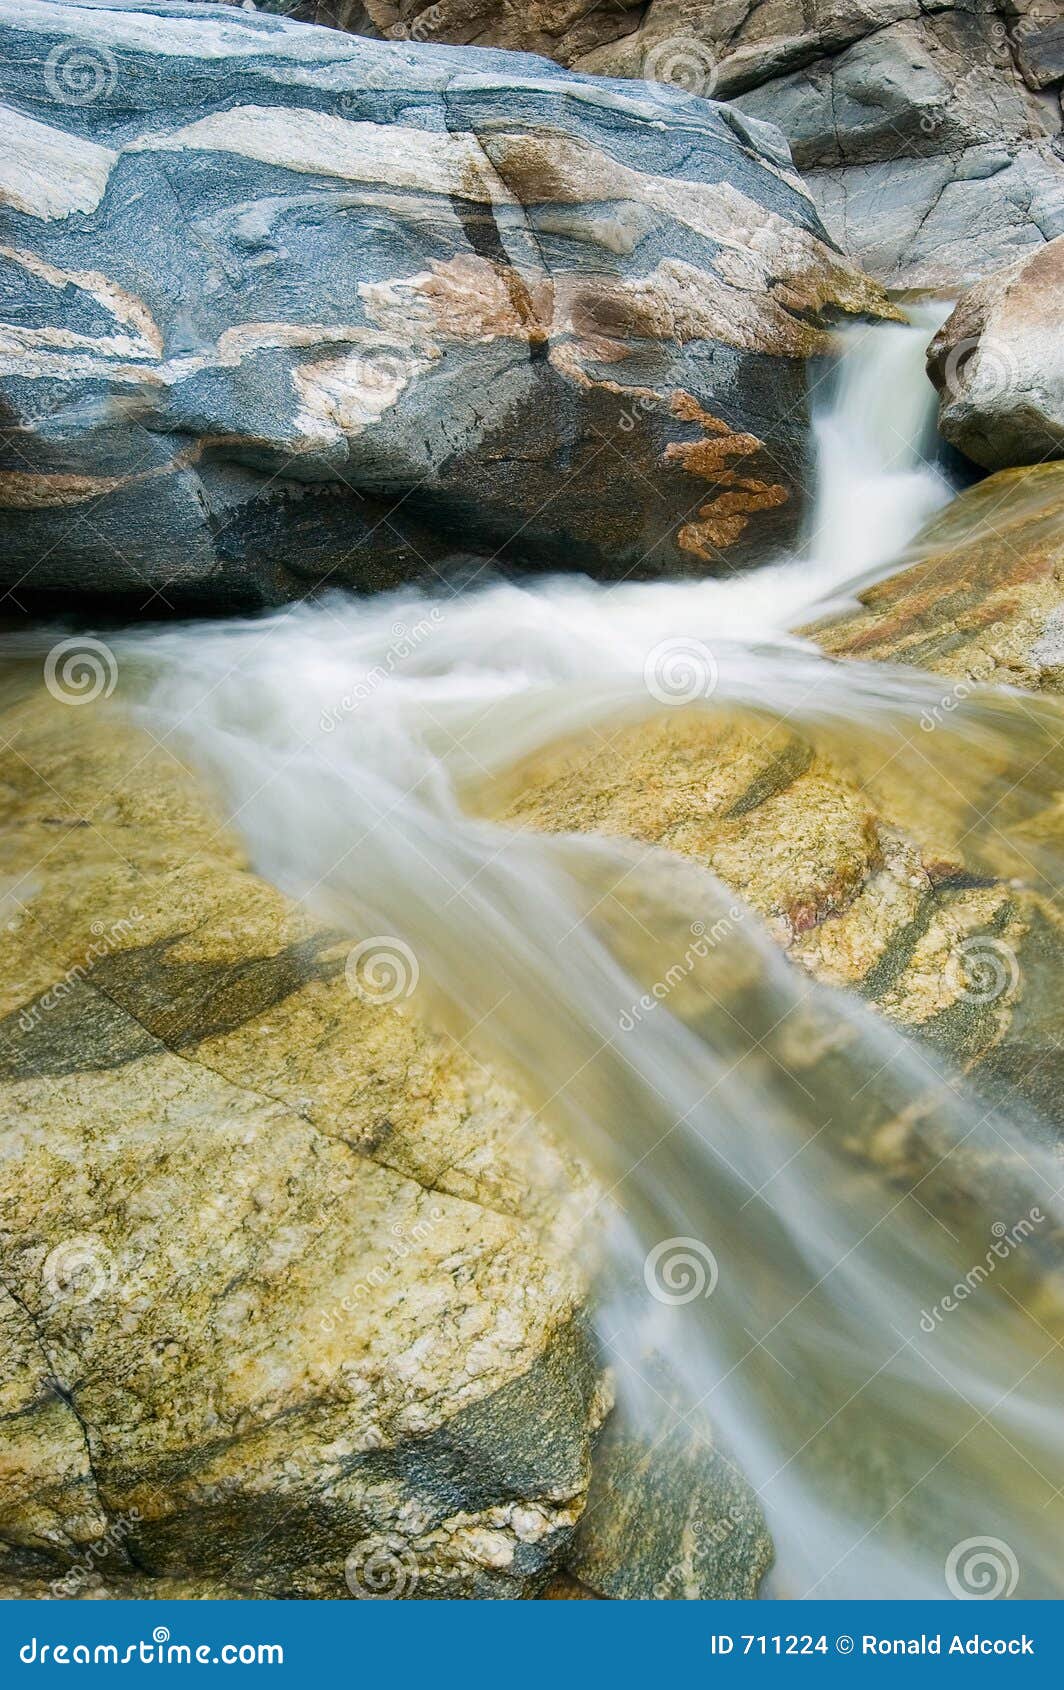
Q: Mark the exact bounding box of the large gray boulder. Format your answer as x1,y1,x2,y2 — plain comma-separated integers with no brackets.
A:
927,235,1064,470
0,0,888,611
339,0,1064,290
727,5,1064,291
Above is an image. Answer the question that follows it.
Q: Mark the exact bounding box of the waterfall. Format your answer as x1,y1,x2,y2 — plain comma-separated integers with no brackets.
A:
88,320,1064,1597
805,302,952,588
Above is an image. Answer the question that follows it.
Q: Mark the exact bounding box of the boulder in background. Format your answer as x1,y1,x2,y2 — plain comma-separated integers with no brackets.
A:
927,236,1064,471
318,0,1064,289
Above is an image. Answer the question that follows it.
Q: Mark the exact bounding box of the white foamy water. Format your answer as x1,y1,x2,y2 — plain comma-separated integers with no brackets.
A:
63,316,1064,1596
805,302,951,589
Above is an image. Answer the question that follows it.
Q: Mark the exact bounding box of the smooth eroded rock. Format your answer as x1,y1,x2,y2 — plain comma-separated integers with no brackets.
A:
0,687,609,1599
333,0,1064,289
0,0,890,611
927,236,1064,471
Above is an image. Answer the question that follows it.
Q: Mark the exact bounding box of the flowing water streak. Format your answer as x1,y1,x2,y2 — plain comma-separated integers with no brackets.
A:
803,301,952,593
115,317,1064,1597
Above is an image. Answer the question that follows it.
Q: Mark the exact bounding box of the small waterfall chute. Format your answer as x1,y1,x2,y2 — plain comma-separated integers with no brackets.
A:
14,313,1064,1598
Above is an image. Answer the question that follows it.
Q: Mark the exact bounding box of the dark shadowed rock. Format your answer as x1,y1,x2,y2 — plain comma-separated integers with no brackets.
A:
566,1395,772,1599
0,0,890,611
927,236,1064,471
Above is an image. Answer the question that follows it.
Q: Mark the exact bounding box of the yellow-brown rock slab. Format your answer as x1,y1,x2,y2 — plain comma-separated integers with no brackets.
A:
0,688,605,1598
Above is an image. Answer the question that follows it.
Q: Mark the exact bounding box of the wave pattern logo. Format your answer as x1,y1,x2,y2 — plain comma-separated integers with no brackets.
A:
644,1236,718,1305
345,937,420,1005
44,42,118,107
941,336,1019,405
644,637,718,705
642,37,720,101
945,1536,1019,1599
42,1235,116,1305
946,936,1019,1005
44,637,118,706
344,1535,420,1599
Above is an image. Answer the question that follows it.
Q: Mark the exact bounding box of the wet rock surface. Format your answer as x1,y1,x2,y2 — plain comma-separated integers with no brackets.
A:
567,1400,773,1600
813,459,1064,685
928,236,1064,471
0,689,610,1599
3,0,1062,1610
0,683,772,1600
0,0,889,611
490,462,1064,1122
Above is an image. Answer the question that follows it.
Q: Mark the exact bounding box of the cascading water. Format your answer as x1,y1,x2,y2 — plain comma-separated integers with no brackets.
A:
40,316,1064,1597
804,302,952,589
